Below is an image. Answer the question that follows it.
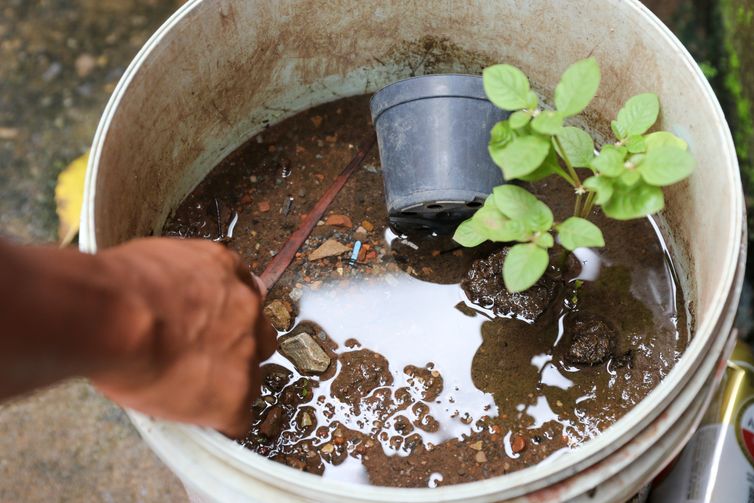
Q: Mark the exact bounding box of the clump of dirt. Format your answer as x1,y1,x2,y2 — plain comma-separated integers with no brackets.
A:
563,313,617,366
332,349,393,414
462,248,560,322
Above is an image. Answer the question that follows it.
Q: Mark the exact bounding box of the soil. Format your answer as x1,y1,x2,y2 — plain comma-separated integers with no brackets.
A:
163,95,689,488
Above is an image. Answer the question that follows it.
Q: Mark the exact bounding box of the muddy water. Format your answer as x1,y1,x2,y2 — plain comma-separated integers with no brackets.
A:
163,95,688,488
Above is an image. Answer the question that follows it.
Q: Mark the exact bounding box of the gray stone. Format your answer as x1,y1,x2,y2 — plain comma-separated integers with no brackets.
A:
279,332,331,374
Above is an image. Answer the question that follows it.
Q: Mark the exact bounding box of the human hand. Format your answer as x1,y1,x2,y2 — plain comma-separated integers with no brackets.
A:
89,238,276,437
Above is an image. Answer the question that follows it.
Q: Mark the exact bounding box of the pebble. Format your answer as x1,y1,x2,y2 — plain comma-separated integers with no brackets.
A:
42,62,62,82
363,164,380,174
258,200,271,212
75,53,97,78
263,300,293,331
279,332,331,374
0,128,18,140
325,214,353,227
310,115,323,128
259,405,284,438
511,435,527,453
475,451,488,463
469,441,483,451
361,220,375,232
289,288,304,302
353,226,368,241
309,239,350,261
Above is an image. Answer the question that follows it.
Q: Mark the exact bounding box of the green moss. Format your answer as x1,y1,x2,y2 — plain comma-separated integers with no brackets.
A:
719,0,754,205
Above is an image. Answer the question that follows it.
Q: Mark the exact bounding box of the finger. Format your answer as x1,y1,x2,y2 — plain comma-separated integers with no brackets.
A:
219,355,261,439
234,260,264,298
254,312,278,361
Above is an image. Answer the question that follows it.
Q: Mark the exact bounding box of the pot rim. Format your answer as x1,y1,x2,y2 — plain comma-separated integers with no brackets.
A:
369,73,487,122
80,0,746,500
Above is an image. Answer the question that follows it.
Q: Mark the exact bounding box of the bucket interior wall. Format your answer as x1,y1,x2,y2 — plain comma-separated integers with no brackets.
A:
89,0,740,431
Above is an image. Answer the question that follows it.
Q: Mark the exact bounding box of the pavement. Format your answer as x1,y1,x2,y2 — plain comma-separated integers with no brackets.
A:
0,1,751,502
0,1,187,502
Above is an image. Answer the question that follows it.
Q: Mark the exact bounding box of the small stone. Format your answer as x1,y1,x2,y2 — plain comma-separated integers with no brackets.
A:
475,451,487,463
365,251,377,262
362,164,380,174
325,134,338,143
0,128,18,140
279,332,331,374
326,214,353,227
511,435,527,453
310,115,323,128
259,405,284,439
42,62,62,82
258,201,271,213
264,300,293,331
75,53,97,78
354,226,368,241
289,287,303,302
469,441,483,450
320,443,334,454
361,220,374,232
309,239,350,261
299,412,313,428
250,175,258,183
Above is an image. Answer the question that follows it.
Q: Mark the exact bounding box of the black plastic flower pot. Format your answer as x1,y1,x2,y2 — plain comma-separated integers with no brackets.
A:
370,74,508,234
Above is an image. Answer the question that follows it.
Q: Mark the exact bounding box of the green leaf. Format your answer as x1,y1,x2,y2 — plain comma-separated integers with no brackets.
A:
625,135,647,153
590,145,625,177
556,217,605,251
519,149,559,182
525,91,539,110
616,93,660,136
453,219,486,247
503,243,550,293
510,110,532,129
554,57,601,117
534,232,555,248
531,110,564,135
611,120,628,140
554,127,595,167
638,145,695,186
493,184,553,231
471,206,529,242
602,181,665,220
483,64,531,110
583,175,614,205
490,135,551,180
489,120,515,150
645,131,688,151
620,169,641,186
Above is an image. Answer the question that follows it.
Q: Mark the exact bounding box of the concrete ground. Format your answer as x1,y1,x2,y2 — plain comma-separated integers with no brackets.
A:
0,1,751,502
0,2,187,502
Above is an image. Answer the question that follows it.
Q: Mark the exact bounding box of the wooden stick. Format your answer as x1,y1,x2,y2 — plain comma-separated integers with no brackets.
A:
259,132,377,290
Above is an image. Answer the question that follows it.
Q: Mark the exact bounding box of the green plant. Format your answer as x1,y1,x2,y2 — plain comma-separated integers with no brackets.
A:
453,58,695,292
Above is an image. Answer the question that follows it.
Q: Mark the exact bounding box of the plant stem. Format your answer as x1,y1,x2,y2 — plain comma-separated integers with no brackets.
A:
574,192,583,217
580,191,596,218
553,136,582,188
552,164,577,187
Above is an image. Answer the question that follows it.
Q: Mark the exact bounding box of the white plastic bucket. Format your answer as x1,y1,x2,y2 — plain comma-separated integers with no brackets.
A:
80,0,747,501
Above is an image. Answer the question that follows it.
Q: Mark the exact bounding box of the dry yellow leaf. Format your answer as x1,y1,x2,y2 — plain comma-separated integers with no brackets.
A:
55,151,89,247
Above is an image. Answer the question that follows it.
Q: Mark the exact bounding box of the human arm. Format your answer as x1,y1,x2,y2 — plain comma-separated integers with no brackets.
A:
0,237,276,436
